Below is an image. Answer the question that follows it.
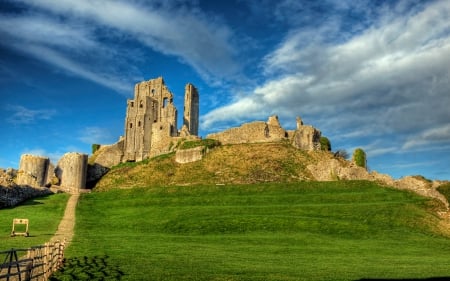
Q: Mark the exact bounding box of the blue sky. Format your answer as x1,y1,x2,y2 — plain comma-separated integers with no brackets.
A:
0,0,449,180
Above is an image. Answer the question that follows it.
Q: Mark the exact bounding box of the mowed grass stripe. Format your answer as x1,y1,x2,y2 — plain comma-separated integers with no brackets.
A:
54,181,450,281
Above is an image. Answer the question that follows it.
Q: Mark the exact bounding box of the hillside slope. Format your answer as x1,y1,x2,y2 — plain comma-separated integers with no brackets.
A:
94,141,449,211
58,182,450,280
95,142,344,190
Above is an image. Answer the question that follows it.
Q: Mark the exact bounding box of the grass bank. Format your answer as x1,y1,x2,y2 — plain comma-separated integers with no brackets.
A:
55,181,450,281
95,143,326,190
0,193,70,250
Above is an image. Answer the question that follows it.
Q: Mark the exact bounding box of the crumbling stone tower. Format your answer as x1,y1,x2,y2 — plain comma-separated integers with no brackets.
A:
123,77,177,161
123,77,199,162
183,83,199,136
56,152,88,193
16,154,49,187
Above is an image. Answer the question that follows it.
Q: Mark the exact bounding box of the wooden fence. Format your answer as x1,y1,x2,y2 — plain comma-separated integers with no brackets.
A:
0,240,65,281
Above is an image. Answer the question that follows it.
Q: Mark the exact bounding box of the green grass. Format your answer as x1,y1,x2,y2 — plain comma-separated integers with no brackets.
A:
438,182,450,202
54,181,450,281
179,139,221,150
0,193,70,250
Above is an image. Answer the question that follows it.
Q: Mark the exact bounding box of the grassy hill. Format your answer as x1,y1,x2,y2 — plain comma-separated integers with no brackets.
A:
0,193,69,250
52,181,450,281
95,142,345,191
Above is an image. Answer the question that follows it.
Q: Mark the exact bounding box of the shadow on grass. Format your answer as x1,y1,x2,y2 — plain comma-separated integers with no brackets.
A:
49,255,125,281
355,277,450,281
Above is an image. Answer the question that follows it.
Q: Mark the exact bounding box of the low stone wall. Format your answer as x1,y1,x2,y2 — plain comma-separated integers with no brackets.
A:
207,120,286,145
175,147,205,163
0,184,53,208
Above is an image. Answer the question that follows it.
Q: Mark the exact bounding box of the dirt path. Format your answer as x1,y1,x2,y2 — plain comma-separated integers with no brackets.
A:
50,193,79,244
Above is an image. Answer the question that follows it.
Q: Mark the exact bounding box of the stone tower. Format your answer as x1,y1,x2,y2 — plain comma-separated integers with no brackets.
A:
123,77,178,162
183,83,199,136
16,154,49,187
56,152,88,193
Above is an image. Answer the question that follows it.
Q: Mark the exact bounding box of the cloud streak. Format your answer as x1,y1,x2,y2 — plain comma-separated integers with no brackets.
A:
5,0,240,86
78,127,115,145
5,105,57,125
203,0,450,157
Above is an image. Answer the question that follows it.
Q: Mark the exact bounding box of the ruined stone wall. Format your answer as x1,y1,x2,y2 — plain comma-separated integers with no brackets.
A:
175,146,205,164
93,139,124,168
207,116,287,145
149,122,174,157
207,115,321,151
291,125,321,151
123,77,181,162
87,139,124,187
56,152,88,193
16,154,49,187
183,83,199,136
0,185,52,209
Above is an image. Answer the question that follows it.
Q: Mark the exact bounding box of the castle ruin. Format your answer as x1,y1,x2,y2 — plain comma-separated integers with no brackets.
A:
16,154,50,187
123,76,199,161
92,76,322,172
12,76,322,191
206,115,321,150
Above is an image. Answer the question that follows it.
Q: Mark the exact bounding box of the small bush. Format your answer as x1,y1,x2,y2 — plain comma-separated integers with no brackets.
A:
320,137,331,151
92,144,101,154
353,148,367,169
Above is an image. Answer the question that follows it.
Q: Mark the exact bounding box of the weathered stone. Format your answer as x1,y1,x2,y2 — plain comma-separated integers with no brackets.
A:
184,83,199,136
122,77,199,162
93,139,124,168
0,185,52,209
16,154,49,187
307,155,450,208
175,146,205,164
307,158,344,181
56,152,88,193
291,125,321,151
207,115,321,151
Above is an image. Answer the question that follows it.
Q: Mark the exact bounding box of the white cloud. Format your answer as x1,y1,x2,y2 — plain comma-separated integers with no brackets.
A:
202,0,450,153
10,0,239,84
0,14,98,51
78,127,114,145
5,105,57,125
0,12,139,94
403,124,450,149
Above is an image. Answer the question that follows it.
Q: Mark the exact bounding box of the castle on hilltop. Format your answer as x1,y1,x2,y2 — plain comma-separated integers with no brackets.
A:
123,77,199,162
88,76,322,185
13,76,323,192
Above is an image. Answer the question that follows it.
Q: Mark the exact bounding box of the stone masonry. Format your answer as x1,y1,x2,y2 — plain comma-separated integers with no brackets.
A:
86,77,201,183
56,152,88,193
207,115,321,150
16,154,50,187
123,77,200,162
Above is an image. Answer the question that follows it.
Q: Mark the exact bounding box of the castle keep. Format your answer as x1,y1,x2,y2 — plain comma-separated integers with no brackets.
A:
123,77,199,162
